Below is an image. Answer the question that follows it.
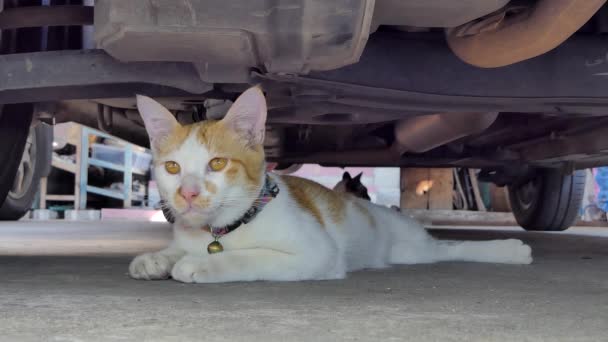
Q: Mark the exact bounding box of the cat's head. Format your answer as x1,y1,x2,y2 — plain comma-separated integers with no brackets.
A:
137,87,267,227
334,171,370,200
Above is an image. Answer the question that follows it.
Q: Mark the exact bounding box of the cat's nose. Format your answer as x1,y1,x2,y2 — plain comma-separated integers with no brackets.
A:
179,187,200,203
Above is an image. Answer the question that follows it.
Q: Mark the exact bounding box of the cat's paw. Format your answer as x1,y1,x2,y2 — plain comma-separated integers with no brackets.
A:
495,239,533,264
129,252,174,280
171,255,214,283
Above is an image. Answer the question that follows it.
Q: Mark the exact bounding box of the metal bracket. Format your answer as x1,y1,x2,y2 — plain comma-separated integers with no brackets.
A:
97,104,113,133
0,50,212,104
478,165,534,187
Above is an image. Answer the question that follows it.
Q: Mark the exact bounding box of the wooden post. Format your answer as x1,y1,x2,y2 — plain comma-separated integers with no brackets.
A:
400,168,453,210
123,145,133,208
39,177,47,210
429,168,454,210
400,168,430,209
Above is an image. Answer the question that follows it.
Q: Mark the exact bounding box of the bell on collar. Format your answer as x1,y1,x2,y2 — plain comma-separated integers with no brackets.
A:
207,240,224,254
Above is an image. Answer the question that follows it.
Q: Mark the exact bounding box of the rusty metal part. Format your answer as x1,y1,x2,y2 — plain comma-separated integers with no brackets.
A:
393,112,499,153
0,5,94,29
446,0,607,68
512,120,608,164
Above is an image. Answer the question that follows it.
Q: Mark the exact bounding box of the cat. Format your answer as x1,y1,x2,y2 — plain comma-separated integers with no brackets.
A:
333,171,371,200
334,171,402,211
129,86,532,283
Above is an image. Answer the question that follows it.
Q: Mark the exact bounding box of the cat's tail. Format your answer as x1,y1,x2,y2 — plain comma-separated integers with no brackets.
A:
390,237,533,265
383,210,533,265
437,238,532,264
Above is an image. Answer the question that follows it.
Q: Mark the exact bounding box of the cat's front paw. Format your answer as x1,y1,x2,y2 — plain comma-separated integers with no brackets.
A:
129,252,174,280
171,255,216,283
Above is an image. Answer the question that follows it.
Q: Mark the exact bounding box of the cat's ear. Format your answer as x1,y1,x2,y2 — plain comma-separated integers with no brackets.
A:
136,95,179,150
354,172,363,182
342,172,352,181
221,86,267,146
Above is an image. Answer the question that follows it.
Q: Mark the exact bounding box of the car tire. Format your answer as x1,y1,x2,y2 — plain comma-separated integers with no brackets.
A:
508,168,586,231
0,104,51,220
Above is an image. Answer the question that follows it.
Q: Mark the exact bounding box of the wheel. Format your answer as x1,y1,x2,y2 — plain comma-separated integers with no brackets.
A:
0,123,50,220
0,104,35,219
0,105,52,220
508,168,586,231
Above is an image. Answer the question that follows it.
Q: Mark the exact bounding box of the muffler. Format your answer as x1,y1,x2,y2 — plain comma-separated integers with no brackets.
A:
393,112,498,154
446,0,606,68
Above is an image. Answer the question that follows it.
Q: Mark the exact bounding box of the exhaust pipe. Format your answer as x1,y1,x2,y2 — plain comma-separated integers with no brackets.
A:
298,112,499,164
393,112,498,154
446,0,606,68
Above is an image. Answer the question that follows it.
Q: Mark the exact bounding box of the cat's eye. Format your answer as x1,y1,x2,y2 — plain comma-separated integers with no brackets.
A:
164,161,181,174
209,158,228,171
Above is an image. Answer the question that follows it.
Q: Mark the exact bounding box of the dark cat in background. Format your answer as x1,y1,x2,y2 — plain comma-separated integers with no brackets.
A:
334,171,405,212
333,172,370,200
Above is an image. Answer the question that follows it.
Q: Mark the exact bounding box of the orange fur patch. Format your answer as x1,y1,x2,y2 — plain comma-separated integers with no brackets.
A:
352,199,376,228
281,175,346,227
153,119,266,208
173,192,187,209
193,196,211,208
204,180,217,194
196,121,264,186
156,124,194,158
225,164,240,181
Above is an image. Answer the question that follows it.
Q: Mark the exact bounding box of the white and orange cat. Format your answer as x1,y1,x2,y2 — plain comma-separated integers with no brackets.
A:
130,87,532,283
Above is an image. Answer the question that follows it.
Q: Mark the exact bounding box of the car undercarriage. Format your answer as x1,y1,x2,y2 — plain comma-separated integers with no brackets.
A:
0,0,607,228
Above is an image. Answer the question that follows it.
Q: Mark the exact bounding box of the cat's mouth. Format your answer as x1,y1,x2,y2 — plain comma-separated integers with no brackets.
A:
179,204,221,217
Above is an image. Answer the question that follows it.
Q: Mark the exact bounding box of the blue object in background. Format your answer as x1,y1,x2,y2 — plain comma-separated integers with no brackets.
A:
595,167,608,212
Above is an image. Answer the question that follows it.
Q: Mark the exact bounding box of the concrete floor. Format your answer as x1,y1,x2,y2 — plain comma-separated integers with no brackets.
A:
0,221,607,342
